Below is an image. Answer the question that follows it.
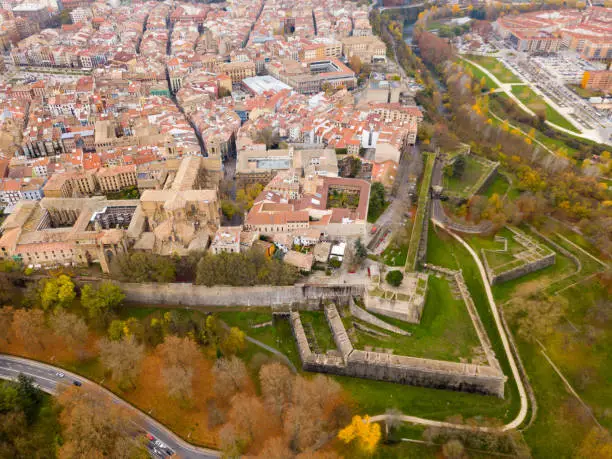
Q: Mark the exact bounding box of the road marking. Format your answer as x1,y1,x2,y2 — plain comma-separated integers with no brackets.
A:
0,367,61,385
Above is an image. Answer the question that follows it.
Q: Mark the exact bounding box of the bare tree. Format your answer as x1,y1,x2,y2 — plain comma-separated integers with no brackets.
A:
227,393,275,451
11,309,47,352
50,310,89,358
98,336,145,389
157,335,200,399
256,436,293,459
0,306,14,345
58,386,147,458
259,362,293,418
213,355,249,399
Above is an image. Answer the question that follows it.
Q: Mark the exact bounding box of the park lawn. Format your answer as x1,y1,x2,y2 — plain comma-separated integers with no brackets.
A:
351,275,482,363
300,311,337,353
510,86,579,133
481,173,509,199
382,243,408,266
465,54,521,83
426,226,521,415
443,155,487,196
488,93,580,158
459,60,499,90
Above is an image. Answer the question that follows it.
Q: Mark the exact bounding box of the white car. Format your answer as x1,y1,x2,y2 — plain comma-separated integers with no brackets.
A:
55,372,65,378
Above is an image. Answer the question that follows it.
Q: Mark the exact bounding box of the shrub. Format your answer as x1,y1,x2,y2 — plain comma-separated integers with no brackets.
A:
386,270,404,287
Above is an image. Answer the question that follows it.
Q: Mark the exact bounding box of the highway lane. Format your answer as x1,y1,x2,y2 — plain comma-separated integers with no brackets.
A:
0,354,219,459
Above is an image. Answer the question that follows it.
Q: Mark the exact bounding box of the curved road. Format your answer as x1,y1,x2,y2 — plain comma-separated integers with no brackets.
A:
0,354,219,459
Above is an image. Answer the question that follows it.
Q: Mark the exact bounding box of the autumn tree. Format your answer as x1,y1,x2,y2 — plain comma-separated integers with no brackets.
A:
337,415,381,454
349,55,362,74
221,326,246,355
442,439,466,458
576,427,612,459
0,306,14,345
49,309,89,358
213,355,249,400
11,309,47,352
259,362,293,418
58,386,148,458
40,274,76,311
98,336,145,389
256,436,293,459
157,335,201,399
81,282,125,319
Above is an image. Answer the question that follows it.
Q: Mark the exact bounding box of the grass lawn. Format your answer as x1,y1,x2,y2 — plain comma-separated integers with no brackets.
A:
465,54,521,83
426,226,521,415
351,275,482,363
299,311,337,353
106,186,140,200
382,243,408,266
443,155,487,197
481,173,509,199
459,60,499,90
510,86,579,133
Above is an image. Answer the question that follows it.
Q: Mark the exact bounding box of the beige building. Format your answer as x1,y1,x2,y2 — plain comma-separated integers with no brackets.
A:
219,61,256,84
97,165,137,193
210,226,241,254
341,36,387,63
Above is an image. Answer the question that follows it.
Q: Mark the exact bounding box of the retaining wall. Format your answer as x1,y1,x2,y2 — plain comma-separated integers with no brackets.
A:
483,252,556,285
291,306,506,398
106,282,363,309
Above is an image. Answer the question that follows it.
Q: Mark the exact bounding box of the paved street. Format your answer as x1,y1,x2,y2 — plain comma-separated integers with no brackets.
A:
0,354,219,459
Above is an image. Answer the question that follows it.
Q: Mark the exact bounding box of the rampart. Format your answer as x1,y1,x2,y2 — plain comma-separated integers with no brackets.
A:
290,306,506,397
484,252,555,285
102,282,363,309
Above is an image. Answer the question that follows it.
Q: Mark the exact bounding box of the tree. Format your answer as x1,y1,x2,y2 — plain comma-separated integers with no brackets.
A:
213,356,249,399
225,393,276,453
40,275,76,311
111,253,176,283
353,239,367,266
256,436,293,459
81,282,125,319
11,309,47,352
442,439,466,458
0,306,14,345
98,336,145,389
58,386,147,458
576,427,612,459
157,336,201,399
386,270,403,287
221,327,246,355
108,319,126,341
452,155,466,178
49,310,89,358
259,362,293,418
337,415,381,454
368,182,386,222
349,55,362,74
255,128,281,149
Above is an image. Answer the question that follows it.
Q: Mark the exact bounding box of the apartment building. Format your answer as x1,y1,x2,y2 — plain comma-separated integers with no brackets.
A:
341,35,386,63
97,165,137,193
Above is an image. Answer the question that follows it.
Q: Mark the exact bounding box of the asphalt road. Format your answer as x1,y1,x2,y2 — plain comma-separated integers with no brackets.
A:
0,354,219,459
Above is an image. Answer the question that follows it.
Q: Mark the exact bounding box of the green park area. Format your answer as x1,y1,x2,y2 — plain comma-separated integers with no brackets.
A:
381,242,408,267
350,276,482,363
443,155,497,199
465,55,521,83
458,59,498,90
511,86,579,133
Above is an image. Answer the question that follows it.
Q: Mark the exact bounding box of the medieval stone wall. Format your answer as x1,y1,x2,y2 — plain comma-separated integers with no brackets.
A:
484,252,556,285
290,305,506,398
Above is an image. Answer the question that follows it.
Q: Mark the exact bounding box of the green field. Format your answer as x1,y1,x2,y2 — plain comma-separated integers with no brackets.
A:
443,155,490,197
351,276,481,362
465,54,521,83
511,86,579,133
459,60,499,90
382,243,408,266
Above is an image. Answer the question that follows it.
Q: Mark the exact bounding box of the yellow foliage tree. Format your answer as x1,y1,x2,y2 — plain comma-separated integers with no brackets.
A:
451,4,460,15
338,415,381,454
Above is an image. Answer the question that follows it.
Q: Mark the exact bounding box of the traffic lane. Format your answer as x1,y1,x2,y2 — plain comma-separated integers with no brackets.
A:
0,355,218,459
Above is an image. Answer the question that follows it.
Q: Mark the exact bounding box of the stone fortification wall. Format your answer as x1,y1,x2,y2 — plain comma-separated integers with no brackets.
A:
473,161,499,196
110,282,363,309
483,252,555,285
291,305,506,397
349,299,410,336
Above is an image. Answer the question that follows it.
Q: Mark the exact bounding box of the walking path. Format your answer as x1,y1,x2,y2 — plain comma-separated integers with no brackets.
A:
245,335,297,373
459,56,604,143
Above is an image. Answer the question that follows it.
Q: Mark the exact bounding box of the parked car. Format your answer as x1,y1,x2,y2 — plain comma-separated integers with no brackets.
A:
72,380,82,387
55,372,64,378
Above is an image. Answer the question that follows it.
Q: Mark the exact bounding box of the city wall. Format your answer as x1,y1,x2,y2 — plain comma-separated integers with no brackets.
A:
107,281,363,309
483,251,556,285
289,306,506,398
